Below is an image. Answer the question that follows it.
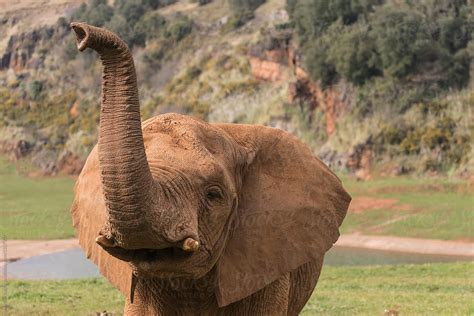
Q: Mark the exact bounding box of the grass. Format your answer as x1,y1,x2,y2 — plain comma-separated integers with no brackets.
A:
5,278,124,315
340,176,474,241
0,156,75,239
4,263,473,315
303,262,474,315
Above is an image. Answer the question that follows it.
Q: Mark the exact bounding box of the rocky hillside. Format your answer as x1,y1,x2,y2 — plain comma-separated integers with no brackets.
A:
0,0,472,178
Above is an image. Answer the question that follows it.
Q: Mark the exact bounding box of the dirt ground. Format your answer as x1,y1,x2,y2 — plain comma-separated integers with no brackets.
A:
0,238,78,264
348,196,414,213
336,234,474,257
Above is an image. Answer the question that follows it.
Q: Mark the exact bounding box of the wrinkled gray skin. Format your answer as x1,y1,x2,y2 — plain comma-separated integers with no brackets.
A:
70,22,351,315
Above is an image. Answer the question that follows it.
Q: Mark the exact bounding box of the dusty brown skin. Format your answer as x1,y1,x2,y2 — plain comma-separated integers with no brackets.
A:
70,22,351,315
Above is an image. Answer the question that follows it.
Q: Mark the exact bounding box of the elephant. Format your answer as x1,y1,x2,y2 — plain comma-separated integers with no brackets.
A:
69,22,351,315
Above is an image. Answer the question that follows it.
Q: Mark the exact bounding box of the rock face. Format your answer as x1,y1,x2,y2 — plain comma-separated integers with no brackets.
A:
0,28,52,71
0,139,32,160
249,35,349,136
248,30,292,82
249,55,287,81
247,33,371,175
347,140,373,181
56,150,84,175
289,67,350,136
0,126,85,176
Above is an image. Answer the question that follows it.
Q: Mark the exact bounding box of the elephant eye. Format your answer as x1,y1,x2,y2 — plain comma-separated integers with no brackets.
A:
206,187,223,202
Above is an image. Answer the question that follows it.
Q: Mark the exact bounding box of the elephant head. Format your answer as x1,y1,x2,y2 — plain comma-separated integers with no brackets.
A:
70,23,351,307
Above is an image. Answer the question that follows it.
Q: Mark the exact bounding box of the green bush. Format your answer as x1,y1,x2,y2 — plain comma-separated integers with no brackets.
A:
444,49,471,88
289,0,472,89
28,81,44,101
134,12,167,45
373,8,434,79
289,0,380,41
328,24,381,86
229,0,265,15
114,0,148,26
375,100,472,171
74,0,113,27
164,14,193,42
105,14,137,46
227,0,265,28
439,15,471,53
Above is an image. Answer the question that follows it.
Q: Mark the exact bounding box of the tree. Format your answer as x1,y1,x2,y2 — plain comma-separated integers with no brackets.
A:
303,27,339,87
74,0,113,27
134,12,167,46
228,0,266,26
105,14,136,46
328,24,381,85
439,16,471,53
444,49,471,88
291,0,382,40
373,9,433,78
114,0,147,26
164,14,193,42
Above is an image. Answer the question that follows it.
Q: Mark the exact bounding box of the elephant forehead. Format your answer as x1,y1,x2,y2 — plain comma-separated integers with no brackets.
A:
142,114,238,172
143,130,222,170
142,136,229,189
142,113,234,154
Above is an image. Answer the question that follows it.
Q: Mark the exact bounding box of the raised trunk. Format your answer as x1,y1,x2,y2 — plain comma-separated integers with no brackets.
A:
71,23,156,249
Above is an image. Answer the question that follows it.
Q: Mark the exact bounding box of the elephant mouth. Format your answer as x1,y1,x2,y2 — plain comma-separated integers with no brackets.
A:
104,246,194,264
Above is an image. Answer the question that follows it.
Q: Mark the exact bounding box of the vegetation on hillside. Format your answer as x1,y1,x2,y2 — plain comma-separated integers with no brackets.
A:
288,0,472,88
286,0,473,174
0,0,197,171
0,0,472,176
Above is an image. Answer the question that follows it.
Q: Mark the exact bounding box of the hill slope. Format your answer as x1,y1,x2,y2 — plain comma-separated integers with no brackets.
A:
0,0,472,177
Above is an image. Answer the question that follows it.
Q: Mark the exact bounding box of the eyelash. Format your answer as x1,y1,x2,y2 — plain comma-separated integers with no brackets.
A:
206,186,224,201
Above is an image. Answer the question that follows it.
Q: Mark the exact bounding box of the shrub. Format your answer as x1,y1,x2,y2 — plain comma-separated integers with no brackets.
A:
290,0,380,40
372,9,433,79
374,100,472,171
303,23,342,87
74,0,113,27
164,14,193,42
29,81,44,101
105,14,137,46
444,49,471,88
134,12,167,45
229,0,265,16
439,16,471,53
114,0,148,26
328,24,381,86
227,0,265,28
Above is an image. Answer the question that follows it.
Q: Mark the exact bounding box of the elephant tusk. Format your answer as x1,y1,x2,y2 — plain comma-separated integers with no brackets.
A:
95,235,117,248
182,237,200,252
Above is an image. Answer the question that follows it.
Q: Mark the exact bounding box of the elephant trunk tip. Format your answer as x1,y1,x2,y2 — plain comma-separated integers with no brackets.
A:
70,22,89,52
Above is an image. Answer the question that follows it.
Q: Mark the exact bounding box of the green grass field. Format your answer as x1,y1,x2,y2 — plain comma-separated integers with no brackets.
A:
1,156,472,241
0,156,75,239
4,263,473,315
340,176,474,241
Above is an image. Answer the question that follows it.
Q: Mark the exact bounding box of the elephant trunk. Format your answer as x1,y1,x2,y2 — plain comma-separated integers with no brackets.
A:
71,22,157,249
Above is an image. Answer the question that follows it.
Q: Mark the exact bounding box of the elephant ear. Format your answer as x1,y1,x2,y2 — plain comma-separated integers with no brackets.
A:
215,124,351,307
71,146,132,297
